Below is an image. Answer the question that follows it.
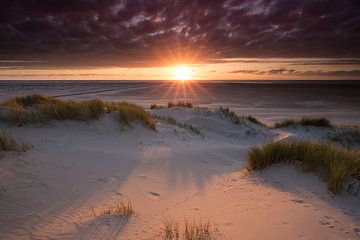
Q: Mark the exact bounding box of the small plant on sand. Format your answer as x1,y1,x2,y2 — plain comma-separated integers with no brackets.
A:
164,221,180,240
106,102,156,130
326,129,360,147
100,201,133,217
154,115,204,137
0,131,31,152
150,104,166,110
163,219,220,240
274,117,331,128
168,101,193,109
218,107,266,127
247,140,360,193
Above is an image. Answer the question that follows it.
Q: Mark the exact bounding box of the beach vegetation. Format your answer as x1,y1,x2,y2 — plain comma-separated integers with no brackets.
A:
163,219,220,240
0,94,156,130
0,131,31,152
100,201,133,217
150,104,166,110
247,140,360,193
326,129,360,147
105,102,156,130
274,117,331,128
168,101,193,108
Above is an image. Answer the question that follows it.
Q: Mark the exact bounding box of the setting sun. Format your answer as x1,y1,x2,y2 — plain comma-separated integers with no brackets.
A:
172,65,192,81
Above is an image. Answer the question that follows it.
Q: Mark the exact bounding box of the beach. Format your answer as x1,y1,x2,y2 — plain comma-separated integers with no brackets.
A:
0,86,359,239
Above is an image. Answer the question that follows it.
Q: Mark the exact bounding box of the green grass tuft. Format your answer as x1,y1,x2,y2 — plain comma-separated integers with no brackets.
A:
274,117,331,128
168,101,193,108
0,131,31,152
247,140,360,193
163,219,220,240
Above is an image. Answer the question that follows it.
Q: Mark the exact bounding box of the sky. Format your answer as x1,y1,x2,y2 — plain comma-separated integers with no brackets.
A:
0,0,360,80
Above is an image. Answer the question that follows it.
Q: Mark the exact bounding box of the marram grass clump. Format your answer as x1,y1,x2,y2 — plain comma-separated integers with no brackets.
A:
247,140,360,193
100,201,133,217
90,200,134,218
163,219,221,240
274,117,331,128
106,102,156,130
168,101,193,108
0,94,156,130
150,104,166,110
326,128,360,147
0,131,31,152
1,95,105,124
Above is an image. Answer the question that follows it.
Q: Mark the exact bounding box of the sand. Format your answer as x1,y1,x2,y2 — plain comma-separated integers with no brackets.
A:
0,108,359,240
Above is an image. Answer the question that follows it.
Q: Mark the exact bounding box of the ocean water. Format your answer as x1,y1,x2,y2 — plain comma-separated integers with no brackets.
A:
1,80,360,125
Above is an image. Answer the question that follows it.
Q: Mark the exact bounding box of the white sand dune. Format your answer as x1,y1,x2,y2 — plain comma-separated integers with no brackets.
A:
0,108,359,240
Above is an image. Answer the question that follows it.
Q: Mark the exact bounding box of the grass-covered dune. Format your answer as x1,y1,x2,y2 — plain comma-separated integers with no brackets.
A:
247,140,360,193
150,101,193,110
274,117,332,128
0,94,155,130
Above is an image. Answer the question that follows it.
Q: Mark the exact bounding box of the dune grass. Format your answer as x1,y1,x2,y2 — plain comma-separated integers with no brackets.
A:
1,95,105,124
150,104,166,110
326,129,360,147
154,115,204,137
0,131,31,152
0,94,156,130
247,140,360,193
274,117,332,128
218,107,265,126
105,102,156,130
100,201,133,217
168,101,193,109
163,219,220,240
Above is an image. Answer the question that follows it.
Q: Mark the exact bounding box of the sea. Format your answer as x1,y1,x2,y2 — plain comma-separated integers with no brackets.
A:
1,80,360,125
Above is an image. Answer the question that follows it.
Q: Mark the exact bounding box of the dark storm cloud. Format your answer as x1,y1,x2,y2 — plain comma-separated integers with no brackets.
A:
0,0,360,67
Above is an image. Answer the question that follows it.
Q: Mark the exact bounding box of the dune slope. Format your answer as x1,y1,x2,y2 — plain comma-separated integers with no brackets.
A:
0,109,359,240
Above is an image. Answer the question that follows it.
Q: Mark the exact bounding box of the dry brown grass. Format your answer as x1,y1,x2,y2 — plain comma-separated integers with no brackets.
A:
0,95,156,130
163,219,221,240
105,101,156,130
100,201,133,216
274,117,332,128
168,101,193,108
248,140,360,193
0,131,31,152
326,128,360,147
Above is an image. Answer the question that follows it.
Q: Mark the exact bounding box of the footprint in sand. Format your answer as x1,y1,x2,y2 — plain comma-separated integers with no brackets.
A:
144,191,161,201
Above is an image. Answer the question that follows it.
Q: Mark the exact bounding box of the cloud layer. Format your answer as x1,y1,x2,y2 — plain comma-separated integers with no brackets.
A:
1,0,360,68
